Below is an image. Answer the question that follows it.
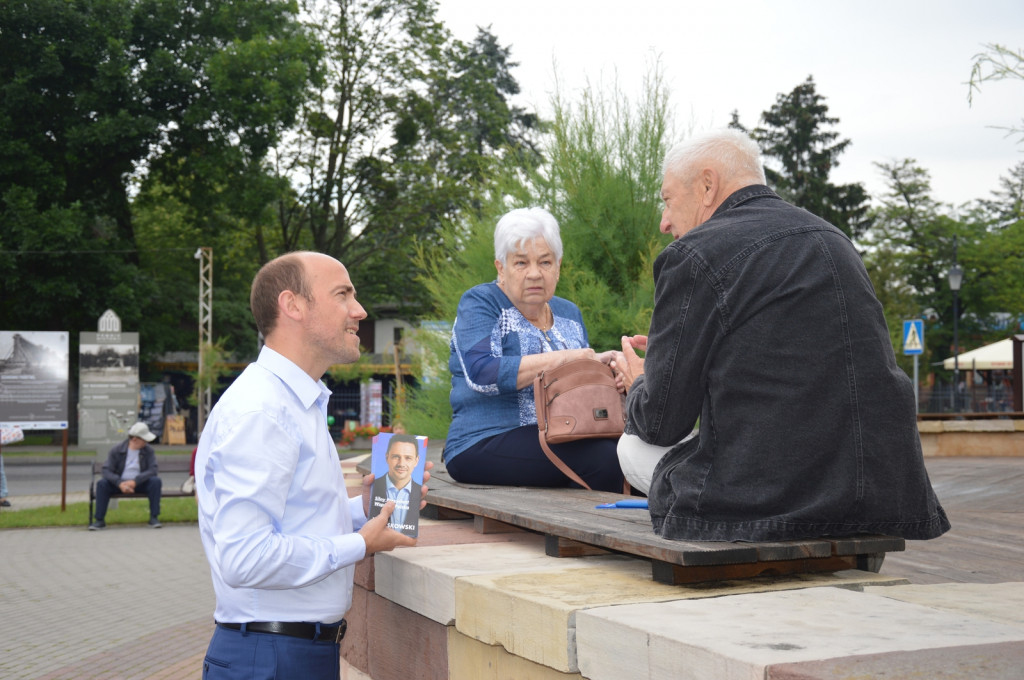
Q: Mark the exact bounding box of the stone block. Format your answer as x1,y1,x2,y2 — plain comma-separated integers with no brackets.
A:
366,591,449,680
921,431,1024,457
340,584,370,675
376,533,592,625
447,627,583,680
863,581,1024,627
355,555,374,591
766,640,1024,679
943,419,1015,432
575,587,1024,680
455,560,904,673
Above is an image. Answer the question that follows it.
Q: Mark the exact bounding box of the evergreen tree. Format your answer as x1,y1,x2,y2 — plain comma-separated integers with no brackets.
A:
977,161,1024,228
731,76,872,239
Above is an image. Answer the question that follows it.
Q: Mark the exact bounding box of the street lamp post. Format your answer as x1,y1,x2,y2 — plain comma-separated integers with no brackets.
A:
947,236,963,413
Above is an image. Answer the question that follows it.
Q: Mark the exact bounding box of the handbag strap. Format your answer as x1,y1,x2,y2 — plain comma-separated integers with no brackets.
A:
534,371,593,490
539,430,592,490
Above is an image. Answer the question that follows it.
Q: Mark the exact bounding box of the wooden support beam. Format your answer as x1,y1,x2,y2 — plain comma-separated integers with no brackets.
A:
651,555,859,585
545,535,613,558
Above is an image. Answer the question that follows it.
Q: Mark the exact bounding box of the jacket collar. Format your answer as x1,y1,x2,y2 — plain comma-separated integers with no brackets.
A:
712,184,780,218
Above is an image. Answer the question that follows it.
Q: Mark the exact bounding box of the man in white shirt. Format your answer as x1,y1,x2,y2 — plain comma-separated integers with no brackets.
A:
194,251,428,679
89,421,162,530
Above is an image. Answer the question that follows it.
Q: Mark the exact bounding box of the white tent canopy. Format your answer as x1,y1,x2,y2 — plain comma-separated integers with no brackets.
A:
942,338,1015,371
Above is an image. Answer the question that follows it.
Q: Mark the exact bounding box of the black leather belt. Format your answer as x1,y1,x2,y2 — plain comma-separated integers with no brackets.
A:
217,619,347,643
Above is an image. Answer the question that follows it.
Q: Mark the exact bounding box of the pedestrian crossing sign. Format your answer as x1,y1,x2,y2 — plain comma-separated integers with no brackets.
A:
902,319,924,355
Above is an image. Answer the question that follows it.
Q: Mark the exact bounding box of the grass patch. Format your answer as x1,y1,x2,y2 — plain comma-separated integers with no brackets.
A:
0,496,198,529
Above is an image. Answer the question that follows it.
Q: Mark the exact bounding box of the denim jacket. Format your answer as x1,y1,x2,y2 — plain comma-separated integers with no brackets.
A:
627,185,950,542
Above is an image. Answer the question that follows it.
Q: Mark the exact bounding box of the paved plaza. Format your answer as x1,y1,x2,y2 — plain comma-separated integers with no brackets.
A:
1,453,1022,679
0,455,371,680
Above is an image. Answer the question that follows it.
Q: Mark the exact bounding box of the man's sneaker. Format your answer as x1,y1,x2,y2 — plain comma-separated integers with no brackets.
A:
148,517,162,528
88,520,106,531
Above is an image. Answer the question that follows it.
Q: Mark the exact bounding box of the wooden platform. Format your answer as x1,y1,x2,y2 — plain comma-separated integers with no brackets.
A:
422,473,904,585
881,456,1024,584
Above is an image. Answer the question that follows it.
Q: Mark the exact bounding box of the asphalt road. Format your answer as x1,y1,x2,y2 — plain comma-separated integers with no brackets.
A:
3,454,192,497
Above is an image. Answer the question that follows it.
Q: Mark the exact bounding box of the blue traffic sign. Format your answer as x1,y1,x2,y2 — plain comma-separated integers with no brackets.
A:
902,320,924,355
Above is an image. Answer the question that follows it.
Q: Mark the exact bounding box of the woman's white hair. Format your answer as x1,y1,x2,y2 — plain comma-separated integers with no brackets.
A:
662,129,766,184
493,207,563,265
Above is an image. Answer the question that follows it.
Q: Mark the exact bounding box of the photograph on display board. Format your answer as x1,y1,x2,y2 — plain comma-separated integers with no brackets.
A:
0,331,69,428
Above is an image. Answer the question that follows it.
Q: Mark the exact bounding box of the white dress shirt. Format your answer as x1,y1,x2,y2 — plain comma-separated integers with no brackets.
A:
195,347,367,624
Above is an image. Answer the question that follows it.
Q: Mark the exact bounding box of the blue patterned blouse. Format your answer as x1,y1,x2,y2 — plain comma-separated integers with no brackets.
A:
443,281,589,464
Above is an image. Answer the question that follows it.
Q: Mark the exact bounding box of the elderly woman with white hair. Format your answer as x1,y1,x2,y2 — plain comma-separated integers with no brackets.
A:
443,207,625,491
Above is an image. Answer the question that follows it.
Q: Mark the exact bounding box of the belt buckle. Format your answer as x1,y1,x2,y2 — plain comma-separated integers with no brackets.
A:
333,619,348,643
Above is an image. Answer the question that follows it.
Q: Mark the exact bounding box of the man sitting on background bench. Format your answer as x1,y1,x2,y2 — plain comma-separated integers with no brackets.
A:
89,422,163,530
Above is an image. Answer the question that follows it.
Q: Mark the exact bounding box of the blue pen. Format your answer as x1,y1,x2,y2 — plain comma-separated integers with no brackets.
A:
595,499,648,509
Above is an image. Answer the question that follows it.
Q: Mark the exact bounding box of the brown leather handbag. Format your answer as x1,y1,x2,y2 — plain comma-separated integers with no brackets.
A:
534,358,626,489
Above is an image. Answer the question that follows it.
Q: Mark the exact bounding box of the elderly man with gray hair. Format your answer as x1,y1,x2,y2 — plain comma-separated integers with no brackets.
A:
612,129,950,543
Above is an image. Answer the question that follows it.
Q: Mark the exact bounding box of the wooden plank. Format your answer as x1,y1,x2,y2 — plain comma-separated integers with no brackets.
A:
425,481,757,567
828,535,906,556
422,469,911,586
423,475,882,570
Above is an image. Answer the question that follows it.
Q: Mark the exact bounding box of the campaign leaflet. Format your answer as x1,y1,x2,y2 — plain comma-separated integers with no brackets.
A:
367,432,427,538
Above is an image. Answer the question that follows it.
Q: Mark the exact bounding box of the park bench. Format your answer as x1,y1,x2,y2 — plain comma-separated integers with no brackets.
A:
422,471,905,586
88,457,194,526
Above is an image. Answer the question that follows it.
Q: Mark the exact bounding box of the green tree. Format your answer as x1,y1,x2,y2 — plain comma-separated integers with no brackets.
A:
964,162,1024,326
544,68,672,351
863,160,994,371
271,2,542,318
0,0,317,359
402,68,674,438
367,25,545,316
976,161,1024,228
731,76,871,239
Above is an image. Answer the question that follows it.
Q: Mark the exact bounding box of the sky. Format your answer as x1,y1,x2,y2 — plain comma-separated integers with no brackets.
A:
435,0,1024,207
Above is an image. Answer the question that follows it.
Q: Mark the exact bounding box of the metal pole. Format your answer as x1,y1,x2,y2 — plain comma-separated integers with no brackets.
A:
1013,335,1023,412
60,429,68,512
953,288,959,412
913,355,919,413
950,235,961,413
196,247,213,436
